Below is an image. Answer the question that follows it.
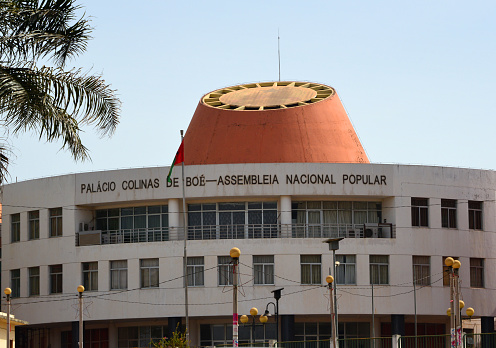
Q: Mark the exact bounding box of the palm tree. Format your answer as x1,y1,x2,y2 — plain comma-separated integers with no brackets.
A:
0,0,121,183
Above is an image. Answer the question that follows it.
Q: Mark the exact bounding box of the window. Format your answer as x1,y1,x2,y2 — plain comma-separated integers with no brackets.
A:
443,256,458,286
110,260,128,290
413,256,430,286
118,326,168,348
29,267,40,296
218,256,233,286
11,269,20,298
200,323,276,346
11,213,20,243
336,255,356,285
96,205,169,242
253,255,274,285
470,258,484,288
82,262,98,291
411,198,428,227
28,210,40,240
292,201,382,237
140,259,159,288
337,322,370,340
370,255,389,285
294,322,333,342
187,257,204,287
49,207,63,237
441,199,457,229
188,202,278,240
468,201,482,230
247,202,278,238
63,329,109,348
50,264,63,294
300,255,321,285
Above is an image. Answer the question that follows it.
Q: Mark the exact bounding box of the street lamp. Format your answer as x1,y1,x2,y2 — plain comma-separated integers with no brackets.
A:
77,285,85,348
326,275,337,348
4,288,11,348
324,237,343,341
263,288,284,345
231,247,241,348
240,307,268,344
445,257,462,348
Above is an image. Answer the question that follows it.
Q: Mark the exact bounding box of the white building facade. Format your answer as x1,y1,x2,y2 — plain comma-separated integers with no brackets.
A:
1,163,495,347
1,81,495,348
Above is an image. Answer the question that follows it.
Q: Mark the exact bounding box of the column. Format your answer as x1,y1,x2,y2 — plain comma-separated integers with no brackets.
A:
168,198,180,240
279,196,292,238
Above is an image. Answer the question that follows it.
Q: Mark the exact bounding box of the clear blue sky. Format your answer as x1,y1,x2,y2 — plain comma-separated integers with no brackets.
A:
7,0,496,182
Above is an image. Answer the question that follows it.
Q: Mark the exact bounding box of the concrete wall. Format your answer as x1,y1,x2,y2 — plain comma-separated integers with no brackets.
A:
1,163,495,345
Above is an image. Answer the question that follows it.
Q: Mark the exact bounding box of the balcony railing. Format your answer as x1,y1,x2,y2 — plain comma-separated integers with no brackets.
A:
76,223,395,246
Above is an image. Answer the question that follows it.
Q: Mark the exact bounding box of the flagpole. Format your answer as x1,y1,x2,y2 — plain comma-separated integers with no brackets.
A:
180,129,189,342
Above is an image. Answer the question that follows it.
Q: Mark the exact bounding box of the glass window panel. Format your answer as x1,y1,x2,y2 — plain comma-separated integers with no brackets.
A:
307,202,321,209
148,206,161,214
353,202,367,209
233,211,245,224
121,208,133,216
188,204,201,211
134,206,146,215
338,201,352,209
263,202,277,209
134,215,146,228
203,203,216,211
248,211,262,224
121,216,133,229
248,202,262,209
96,210,107,218
108,217,119,230
219,212,231,225
323,201,337,209
203,212,216,225
188,212,201,226
148,215,161,228
306,323,318,335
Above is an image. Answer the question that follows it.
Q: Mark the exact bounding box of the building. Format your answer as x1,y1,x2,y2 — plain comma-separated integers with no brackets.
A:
0,312,28,348
1,81,494,348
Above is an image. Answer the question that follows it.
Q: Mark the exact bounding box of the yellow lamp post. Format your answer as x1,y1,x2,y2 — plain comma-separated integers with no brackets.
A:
230,247,241,348
4,288,11,348
77,285,85,348
239,307,267,344
445,257,463,348
326,275,337,348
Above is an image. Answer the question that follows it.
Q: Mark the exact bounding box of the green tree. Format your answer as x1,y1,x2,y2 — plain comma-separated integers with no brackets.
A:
152,325,189,348
0,0,120,183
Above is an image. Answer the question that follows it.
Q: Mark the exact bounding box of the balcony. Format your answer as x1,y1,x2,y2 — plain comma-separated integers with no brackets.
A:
76,223,395,246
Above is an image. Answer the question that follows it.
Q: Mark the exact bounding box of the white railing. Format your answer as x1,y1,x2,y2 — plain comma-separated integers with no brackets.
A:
76,223,395,246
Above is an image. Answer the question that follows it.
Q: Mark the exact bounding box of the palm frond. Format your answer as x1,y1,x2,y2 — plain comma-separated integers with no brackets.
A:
0,63,120,161
0,0,91,66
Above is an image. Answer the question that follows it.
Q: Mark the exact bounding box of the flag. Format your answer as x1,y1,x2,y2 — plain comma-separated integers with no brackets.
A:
167,141,184,183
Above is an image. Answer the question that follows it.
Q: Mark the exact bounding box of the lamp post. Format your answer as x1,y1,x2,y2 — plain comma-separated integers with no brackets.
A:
263,288,284,346
324,237,343,342
445,257,462,348
4,288,11,348
240,308,268,344
326,275,337,348
77,285,85,348
230,247,241,348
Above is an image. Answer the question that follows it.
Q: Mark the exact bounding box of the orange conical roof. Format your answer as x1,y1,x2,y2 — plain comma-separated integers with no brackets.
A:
184,81,368,165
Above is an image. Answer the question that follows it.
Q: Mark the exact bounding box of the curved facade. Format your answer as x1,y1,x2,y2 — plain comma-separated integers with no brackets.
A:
1,82,494,348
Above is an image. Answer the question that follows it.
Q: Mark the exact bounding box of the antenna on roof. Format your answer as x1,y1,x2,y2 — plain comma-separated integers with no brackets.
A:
278,28,281,81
